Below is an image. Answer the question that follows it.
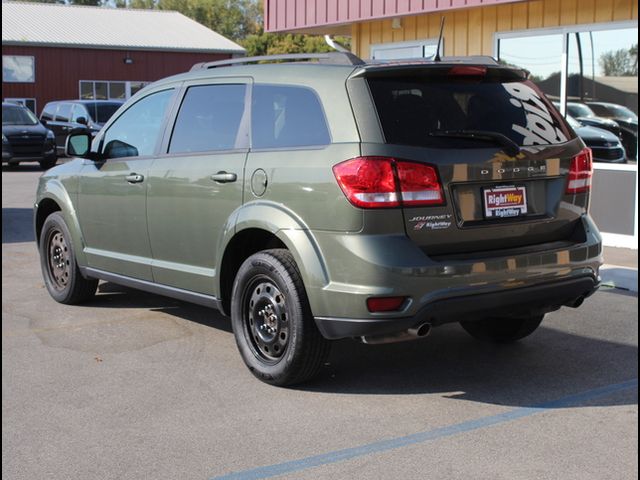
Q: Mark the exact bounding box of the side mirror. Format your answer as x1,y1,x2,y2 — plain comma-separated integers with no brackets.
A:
40,119,48,127
76,116,88,125
65,130,92,158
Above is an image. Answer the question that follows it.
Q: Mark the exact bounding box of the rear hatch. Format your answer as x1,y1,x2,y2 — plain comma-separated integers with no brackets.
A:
346,63,591,256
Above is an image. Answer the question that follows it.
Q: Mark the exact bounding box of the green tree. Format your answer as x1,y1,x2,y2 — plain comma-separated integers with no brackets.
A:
241,31,351,57
599,43,638,76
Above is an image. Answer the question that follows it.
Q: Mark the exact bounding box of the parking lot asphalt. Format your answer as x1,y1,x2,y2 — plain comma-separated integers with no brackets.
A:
2,165,638,480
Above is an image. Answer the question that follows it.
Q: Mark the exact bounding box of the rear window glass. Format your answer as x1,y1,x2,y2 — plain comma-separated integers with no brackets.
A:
251,85,330,149
169,84,247,154
85,103,122,124
368,77,573,148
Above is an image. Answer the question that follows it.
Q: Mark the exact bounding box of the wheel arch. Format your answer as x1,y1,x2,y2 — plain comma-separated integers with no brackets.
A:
35,182,87,266
217,202,329,316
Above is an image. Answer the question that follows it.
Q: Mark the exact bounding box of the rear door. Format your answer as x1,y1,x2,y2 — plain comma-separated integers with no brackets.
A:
145,78,251,295
358,65,586,256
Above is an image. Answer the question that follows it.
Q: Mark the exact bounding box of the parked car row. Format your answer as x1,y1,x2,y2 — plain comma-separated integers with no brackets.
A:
2,99,123,169
557,101,638,161
40,100,124,154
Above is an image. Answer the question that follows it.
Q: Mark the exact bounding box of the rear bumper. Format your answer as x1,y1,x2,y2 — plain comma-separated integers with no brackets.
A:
315,275,599,339
307,214,602,339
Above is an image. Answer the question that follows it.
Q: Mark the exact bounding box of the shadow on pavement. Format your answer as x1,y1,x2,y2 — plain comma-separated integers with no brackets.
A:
82,282,637,409
2,208,35,243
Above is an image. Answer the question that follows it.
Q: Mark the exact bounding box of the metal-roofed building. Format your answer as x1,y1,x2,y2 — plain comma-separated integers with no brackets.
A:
2,1,245,114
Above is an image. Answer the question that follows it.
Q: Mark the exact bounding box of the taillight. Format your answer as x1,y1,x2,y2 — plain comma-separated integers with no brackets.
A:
566,148,593,194
333,157,444,209
395,161,444,206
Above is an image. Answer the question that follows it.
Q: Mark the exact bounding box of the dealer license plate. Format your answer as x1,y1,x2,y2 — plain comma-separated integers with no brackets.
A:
483,185,528,219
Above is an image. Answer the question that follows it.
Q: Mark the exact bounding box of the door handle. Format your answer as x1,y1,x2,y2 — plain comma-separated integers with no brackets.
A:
125,173,144,184
210,172,237,183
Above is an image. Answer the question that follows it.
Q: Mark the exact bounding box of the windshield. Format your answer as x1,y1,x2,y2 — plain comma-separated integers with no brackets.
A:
566,115,582,129
86,103,122,124
368,77,573,148
2,105,39,126
567,103,596,118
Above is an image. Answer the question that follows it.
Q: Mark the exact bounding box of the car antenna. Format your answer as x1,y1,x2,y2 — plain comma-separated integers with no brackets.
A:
434,17,445,62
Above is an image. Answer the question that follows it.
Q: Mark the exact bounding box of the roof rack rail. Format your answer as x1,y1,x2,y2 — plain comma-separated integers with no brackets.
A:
191,52,366,71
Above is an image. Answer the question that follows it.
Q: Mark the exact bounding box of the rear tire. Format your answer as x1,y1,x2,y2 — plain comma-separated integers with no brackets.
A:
230,249,330,386
460,315,544,343
39,212,98,304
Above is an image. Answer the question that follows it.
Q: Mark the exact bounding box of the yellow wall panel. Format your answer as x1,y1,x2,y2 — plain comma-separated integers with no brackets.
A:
613,0,632,20
576,0,596,24
512,2,529,30
481,6,498,55
467,8,483,55
353,0,637,58
560,0,578,25
453,10,469,55
594,0,614,22
496,4,513,32
543,0,561,26
416,13,429,41
527,1,544,28
403,15,417,41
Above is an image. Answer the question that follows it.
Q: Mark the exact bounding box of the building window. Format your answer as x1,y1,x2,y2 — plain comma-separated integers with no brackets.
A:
496,23,638,162
2,55,35,83
370,39,441,60
4,97,36,113
79,80,150,100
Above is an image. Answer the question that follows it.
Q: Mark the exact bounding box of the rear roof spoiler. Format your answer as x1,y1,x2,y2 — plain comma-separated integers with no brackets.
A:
350,57,528,80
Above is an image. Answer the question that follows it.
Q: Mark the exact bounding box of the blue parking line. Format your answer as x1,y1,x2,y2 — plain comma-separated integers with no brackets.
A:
210,378,638,480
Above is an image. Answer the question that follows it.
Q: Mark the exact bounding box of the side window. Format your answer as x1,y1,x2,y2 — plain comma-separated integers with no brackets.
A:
169,84,247,154
71,105,88,123
102,89,173,159
55,103,72,122
41,103,57,121
251,85,330,149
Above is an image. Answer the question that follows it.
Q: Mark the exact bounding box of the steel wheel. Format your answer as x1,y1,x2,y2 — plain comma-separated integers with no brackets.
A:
39,212,98,304
231,249,330,386
243,277,290,362
46,229,71,291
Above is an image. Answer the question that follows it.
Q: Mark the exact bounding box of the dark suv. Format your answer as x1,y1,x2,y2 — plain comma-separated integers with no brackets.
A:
40,100,123,153
2,102,57,169
34,53,602,386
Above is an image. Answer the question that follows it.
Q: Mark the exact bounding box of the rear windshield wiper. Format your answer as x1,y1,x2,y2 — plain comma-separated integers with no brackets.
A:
428,130,521,156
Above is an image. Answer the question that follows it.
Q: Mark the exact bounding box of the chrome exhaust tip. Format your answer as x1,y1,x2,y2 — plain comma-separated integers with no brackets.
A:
360,322,432,345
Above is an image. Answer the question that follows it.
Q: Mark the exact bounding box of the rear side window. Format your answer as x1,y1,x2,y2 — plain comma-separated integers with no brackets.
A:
251,85,330,149
54,103,72,122
368,76,573,148
41,103,57,121
169,84,247,154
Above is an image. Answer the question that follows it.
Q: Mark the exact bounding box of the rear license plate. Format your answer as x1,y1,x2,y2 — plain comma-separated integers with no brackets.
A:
483,185,527,218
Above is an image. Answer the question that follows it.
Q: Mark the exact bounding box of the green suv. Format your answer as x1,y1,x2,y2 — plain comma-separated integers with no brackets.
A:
35,52,602,386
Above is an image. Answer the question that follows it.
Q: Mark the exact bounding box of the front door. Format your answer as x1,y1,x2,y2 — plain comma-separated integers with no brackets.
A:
77,88,177,281
146,80,251,295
